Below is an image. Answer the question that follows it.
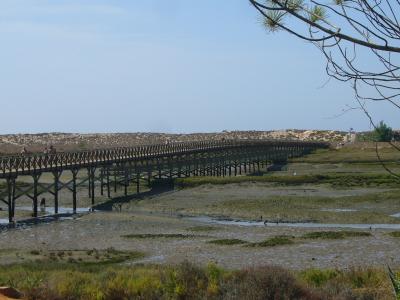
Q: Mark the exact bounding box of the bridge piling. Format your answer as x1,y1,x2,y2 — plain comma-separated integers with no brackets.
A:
124,168,128,196
32,174,41,218
90,167,96,205
52,171,61,214
72,169,78,213
6,177,15,223
136,173,140,194
113,169,117,193
100,169,104,196
106,168,111,198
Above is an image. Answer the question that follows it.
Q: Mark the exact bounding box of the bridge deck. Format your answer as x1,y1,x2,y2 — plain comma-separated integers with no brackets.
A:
0,140,328,178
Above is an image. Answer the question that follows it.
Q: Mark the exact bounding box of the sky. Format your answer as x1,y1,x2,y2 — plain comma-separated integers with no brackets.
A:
0,0,397,134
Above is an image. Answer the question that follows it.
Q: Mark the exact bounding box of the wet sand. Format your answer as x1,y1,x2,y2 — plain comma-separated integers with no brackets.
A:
1,182,399,270
0,210,399,270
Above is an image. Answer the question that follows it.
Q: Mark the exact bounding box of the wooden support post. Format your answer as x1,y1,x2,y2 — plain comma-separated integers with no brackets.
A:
114,169,117,193
32,174,41,218
53,171,61,214
147,160,152,185
88,167,96,205
72,169,78,213
148,170,152,185
124,168,128,196
106,167,111,198
136,172,140,194
88,169,91,198
177,163,182,178
184,159,189,177
7,177,15,224
158,159,162,179
100,169,104,196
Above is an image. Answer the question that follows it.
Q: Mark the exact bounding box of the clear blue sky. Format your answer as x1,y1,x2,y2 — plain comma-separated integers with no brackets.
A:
0,0,397,133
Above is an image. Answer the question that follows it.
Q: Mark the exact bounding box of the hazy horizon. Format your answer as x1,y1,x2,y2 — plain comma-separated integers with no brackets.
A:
0,128,395,136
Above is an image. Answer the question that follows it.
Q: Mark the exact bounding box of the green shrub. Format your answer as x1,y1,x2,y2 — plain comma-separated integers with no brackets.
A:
374,121,393,142
174,174,399,188
246,236,295,247
389,232,400,238
302,231,371,240
121,233,195,239
207,239,247,245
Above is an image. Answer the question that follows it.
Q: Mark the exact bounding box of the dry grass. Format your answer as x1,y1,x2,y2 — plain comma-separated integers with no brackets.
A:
0,261,395,300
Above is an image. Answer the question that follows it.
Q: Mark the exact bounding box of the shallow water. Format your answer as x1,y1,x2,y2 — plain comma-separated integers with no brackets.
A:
321,208,358,212
189,216,400,230
0,207,90,224
16,206,90,214
391,212,400,218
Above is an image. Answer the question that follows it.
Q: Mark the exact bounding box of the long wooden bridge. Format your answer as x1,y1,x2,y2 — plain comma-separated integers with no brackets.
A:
0,139,328,223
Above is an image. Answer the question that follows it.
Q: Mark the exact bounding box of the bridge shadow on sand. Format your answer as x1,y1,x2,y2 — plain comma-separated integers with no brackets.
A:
0,182,175,231
93,184,175,211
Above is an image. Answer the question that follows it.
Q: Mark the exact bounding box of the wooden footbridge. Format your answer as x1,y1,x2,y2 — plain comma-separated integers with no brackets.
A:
0,139,328,223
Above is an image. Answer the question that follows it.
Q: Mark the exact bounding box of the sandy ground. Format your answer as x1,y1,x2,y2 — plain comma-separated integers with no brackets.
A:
0,181,399,270
0,210,399,270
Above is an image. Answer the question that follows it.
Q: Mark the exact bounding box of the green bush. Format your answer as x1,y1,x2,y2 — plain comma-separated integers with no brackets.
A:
374,121,393,142
302,231,371,240
207,239,247,245
246,236,295,247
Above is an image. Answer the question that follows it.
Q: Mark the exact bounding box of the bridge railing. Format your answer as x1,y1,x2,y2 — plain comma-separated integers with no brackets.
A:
0,139,329,177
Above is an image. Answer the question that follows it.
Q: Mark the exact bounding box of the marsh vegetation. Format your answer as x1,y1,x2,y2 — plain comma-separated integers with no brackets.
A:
0,260,397,299
0,143,399,299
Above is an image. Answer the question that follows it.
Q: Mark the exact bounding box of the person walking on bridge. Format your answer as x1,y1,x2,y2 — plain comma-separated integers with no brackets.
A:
49,145,56,154
20,147,30,156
